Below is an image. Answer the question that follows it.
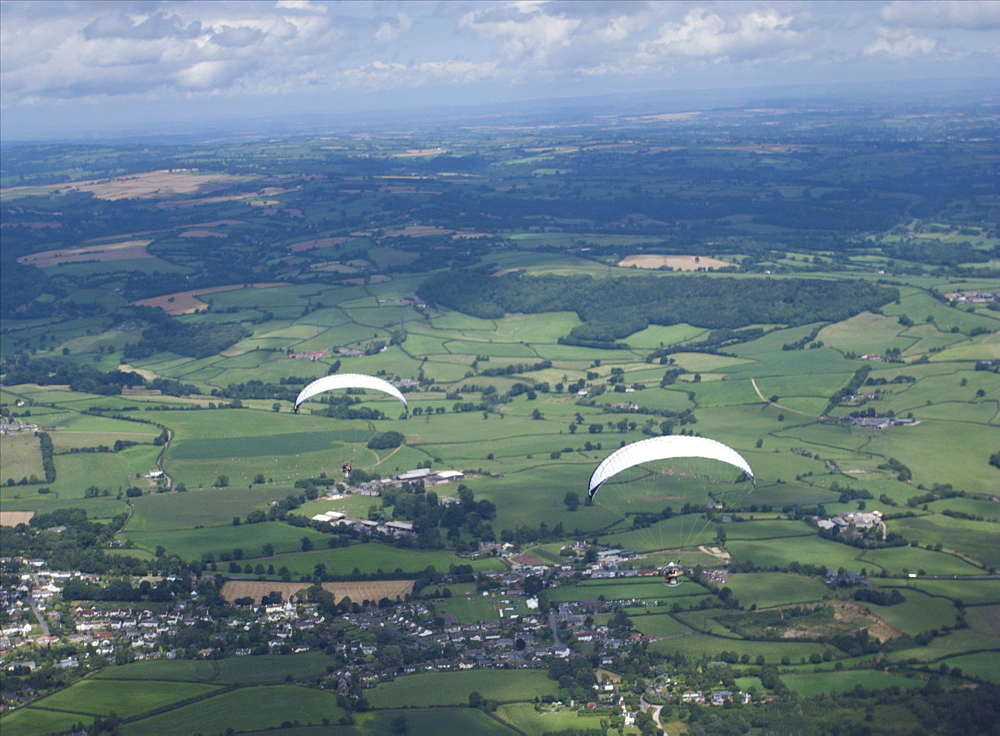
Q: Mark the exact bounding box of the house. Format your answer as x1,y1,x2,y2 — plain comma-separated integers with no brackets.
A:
711,690,731,705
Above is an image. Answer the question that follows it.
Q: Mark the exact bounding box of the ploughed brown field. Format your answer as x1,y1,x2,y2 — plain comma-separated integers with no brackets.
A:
0,511,34,527
131,283,286,315
617,254,736,271
221,579,415,604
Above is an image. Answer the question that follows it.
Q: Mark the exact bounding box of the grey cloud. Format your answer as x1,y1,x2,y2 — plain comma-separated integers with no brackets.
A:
210,26,266,48
83,12,201,41
881,1,1000,31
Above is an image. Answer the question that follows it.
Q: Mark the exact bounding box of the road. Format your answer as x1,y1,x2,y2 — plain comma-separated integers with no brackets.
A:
548,611,567,651
29,575,50,636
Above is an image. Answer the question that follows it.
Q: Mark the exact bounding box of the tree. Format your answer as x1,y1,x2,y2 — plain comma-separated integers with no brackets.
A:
563,491,580,511
214,475,230,488
468,691,483,708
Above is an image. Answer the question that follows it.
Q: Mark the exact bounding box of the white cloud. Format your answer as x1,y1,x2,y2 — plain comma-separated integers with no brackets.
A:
341,58,498,87
880,1,1000,31
274,0,328,13
639,7,801,63
374,12,414,44
460,3,582,63
0,0,996,126
864,26,937,59
210,26,267,49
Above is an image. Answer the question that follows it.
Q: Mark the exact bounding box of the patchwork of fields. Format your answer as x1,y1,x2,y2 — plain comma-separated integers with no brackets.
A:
2,103,998,734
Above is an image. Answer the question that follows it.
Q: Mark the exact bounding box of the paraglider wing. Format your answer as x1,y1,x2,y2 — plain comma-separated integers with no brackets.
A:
588,436,754,500
294,374,408,413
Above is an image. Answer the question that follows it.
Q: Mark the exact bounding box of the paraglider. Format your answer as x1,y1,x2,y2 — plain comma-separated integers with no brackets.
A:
587,435,756,585
293,374,408,414
588,435,755,501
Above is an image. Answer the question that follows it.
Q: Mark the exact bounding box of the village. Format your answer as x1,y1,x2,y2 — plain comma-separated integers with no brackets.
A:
0,532,761,721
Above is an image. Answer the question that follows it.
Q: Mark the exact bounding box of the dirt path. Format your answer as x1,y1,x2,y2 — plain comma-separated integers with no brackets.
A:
699,545,731,563
750,377,818,418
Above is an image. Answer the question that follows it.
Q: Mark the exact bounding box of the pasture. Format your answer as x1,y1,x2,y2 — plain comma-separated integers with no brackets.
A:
366,670,558,709
256,543,505,577
724,572,831,609
361,708,518,735
125,485,302,532
120,520,331,560
497,702,607,735
27,678,220,719
780,670,920,697
649,632,828,662
0,432,43,484
122,685,346,735
0,706,87,736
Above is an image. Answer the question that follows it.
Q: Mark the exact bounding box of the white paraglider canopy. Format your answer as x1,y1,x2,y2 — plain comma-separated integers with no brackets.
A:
588,435,754,500
294,373,408,413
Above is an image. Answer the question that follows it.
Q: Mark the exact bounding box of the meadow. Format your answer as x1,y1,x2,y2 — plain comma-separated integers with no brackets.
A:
780,671,921,697
122,685,346,735
497,702,607,735
366,670,558,709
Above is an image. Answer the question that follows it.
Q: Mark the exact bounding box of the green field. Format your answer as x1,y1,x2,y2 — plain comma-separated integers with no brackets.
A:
122,685,346,735
121,520,332,559
366,670,558,709
25,678,221,719
780,670,921,697
497,702,607,735
359,707,518,735
0,706,88,736
724,572,831,609
0,433,44,484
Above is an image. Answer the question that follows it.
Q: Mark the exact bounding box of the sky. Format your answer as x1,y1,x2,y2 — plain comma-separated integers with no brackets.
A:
1,0,998,140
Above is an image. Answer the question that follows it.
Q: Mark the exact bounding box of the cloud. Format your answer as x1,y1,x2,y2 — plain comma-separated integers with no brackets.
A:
341,58,499,87
460,2,582,63
880,1,1000,31
210,26,267,49
1,0,996,124
639,7,802,64
83,12,202,41
864,27,937,59
374,12,413,44
274,0,328,13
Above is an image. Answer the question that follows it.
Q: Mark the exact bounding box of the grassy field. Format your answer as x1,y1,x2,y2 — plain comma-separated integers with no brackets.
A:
125,485,304,532
120,520,332,559
253,543,505,577
366,670,558,708
546,578,715,604
26,678,221,719
780,670,921,697
360,707,518,735
122,685,346,735
0,706,89,736
497,702,608,735
724,573,831,609
649,632,828,662
92,659,216,681
940,651,1000,684
0,432,44,484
